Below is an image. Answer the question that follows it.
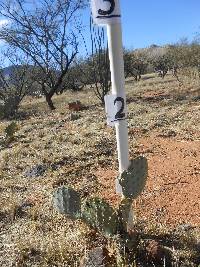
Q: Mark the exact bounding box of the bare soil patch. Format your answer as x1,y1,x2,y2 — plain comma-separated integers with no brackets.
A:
136,134,200,227
95,134,200,228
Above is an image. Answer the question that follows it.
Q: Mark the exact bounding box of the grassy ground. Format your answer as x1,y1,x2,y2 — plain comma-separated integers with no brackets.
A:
0,74,199,266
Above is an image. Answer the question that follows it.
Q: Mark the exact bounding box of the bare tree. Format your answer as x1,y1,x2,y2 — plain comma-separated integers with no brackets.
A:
61,59,86,92
0,49,34,118
152,54,170,78
165,45,183,83
0,0,86,110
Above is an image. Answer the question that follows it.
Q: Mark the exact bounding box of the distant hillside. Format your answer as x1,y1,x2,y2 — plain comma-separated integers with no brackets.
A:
2,65,19,76
2,65,33,77
134,44,168,58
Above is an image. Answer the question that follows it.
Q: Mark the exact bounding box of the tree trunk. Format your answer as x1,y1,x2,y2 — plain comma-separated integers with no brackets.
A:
41,84,56,110
45,94,56,110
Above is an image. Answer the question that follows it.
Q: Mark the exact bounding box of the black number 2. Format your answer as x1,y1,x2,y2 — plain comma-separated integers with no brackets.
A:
98,0,115,16
114,97,125,120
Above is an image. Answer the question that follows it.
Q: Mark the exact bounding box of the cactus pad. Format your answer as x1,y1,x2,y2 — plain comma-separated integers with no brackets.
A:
118,156,148,199
82,198,118,236
53,186,81,219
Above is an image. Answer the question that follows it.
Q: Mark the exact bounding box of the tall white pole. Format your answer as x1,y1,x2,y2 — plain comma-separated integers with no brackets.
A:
107,23,129,193
90,0,130,194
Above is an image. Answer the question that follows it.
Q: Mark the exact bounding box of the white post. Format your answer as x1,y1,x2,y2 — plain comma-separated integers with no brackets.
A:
90,0,130,194
107,23,129,193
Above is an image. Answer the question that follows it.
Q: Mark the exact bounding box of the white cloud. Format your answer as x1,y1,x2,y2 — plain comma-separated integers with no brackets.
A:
0,19,10,46
0,19,9,28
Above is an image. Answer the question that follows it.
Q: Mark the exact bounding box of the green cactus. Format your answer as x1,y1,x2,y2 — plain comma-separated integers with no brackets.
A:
118,156,148,199
52,177,146,234
52,156,149,263
53,186,81,219
53,188,118,236
82,197,118,236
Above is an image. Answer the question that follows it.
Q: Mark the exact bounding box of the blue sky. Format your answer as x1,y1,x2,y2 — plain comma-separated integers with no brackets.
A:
81,0,200,54
0,0,199,57
120,0,200,48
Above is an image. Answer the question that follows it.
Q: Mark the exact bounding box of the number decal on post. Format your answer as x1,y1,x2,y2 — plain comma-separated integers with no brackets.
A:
104,94,127,126
98,0,115,16
114,97,125,120
91,0,121,25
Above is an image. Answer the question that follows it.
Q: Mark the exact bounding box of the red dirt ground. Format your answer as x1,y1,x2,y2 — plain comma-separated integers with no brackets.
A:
95,134,200,228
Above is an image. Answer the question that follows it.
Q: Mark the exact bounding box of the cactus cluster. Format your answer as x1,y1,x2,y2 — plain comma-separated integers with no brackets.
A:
53,156,148,237
53,187,118,236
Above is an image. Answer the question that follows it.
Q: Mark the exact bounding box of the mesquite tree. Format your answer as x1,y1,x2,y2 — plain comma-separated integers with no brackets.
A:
124,49,148,81
0,0,86,110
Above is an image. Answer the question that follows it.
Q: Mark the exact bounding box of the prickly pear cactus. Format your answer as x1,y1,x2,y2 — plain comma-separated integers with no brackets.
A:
82,198,118,236
53,186,81,219
118,156,148,199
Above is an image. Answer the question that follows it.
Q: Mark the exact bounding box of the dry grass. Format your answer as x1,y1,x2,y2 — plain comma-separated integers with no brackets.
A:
0,74,199,266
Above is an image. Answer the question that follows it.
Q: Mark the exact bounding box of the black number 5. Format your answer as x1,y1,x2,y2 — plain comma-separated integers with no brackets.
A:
98,0,115,16
114,97,125,120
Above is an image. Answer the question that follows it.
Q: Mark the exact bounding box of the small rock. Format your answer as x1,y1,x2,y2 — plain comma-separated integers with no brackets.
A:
25,164,47,178
80,247,115,267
